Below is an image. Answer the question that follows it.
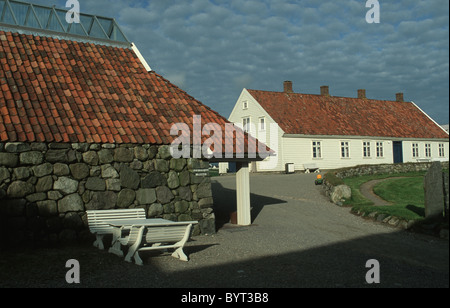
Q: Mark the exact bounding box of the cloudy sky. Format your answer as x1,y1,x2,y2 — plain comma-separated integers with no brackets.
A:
35,0,449,125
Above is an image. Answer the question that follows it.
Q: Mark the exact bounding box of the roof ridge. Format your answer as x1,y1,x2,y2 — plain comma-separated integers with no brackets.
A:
247,88,410,104
246,88,447,139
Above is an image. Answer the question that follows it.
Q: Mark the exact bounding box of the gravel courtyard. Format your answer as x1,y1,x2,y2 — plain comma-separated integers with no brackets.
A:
1,173,448,288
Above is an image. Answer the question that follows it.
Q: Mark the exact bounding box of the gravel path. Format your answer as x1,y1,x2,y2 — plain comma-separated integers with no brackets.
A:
1,173,448,288
359,177,408,206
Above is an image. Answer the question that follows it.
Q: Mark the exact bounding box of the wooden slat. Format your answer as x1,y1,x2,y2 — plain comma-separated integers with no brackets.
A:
145,226,187,244
87,209,146,234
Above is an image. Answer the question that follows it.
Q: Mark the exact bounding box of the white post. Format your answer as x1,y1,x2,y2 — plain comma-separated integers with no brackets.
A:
236,162,251,226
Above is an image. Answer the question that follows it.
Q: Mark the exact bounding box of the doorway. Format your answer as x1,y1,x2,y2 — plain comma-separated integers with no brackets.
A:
393,141,403,163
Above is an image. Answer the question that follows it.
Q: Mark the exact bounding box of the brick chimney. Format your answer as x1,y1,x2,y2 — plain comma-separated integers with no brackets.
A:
396,93,404,102
358,89,366,99
320,86,329,96
284,81,293,93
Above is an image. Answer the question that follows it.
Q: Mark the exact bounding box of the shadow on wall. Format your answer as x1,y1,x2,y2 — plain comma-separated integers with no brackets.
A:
211,181,286,230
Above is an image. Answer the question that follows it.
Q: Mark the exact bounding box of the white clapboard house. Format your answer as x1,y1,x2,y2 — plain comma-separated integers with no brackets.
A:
226,81,449,173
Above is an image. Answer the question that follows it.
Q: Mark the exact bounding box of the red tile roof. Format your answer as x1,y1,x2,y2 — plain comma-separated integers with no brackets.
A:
247,89,448,139
0,30,267,157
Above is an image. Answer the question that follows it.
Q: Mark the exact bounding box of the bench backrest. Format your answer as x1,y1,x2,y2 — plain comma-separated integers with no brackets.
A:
87,209,146,234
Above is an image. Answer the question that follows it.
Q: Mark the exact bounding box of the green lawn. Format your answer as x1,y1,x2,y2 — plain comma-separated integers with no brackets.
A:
343,172,426,221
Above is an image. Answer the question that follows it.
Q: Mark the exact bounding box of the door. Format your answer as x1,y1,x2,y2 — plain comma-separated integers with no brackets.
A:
393,141,403,163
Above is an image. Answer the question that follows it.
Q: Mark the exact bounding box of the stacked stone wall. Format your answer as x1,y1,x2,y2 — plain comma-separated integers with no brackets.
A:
332,161,449,179
0,142,215,246
323,161,449,205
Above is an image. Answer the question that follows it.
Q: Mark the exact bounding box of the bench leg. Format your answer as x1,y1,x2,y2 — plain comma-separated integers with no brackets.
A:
172,247,189,262
133,252,144,266
171,224,192,262
124,226,145,265
108,229,124,257
93,235,105,250
108,242,124,257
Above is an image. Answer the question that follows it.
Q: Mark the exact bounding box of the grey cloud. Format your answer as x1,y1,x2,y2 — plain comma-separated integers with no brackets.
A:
21,0,449,124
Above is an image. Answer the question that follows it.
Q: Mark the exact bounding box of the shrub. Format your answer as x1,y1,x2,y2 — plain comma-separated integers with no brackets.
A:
323,171,344,186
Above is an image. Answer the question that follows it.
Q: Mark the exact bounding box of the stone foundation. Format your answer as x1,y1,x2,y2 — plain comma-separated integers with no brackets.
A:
0,142,215,246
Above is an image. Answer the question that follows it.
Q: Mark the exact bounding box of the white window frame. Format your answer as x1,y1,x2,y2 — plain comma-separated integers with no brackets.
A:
439,143,445,157
259,117,266,131
363,141,371,158
242,100,248,110
412,143,419,158
312,141,322,159
341,141,350,158
243,117,251,133
376,142,384,158
425,144,432,158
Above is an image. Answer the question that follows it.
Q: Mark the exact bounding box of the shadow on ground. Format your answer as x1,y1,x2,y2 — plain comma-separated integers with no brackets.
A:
211,181,286,229
1,230,448,288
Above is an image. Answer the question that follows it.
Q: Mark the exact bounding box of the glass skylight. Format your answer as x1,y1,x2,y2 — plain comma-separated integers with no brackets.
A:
0,0,130,43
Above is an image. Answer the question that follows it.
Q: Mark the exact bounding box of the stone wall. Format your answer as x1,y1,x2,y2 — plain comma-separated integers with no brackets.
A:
0,142,215,246
331,161,449,179
323,162,450,205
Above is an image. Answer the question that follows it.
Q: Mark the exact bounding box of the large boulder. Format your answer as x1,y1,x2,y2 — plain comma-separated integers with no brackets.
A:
331,185,352,204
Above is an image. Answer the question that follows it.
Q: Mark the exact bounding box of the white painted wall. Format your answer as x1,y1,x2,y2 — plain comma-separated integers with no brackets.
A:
229,89,449,172
402,140,449,163
229,89,285,172
282,137,392,171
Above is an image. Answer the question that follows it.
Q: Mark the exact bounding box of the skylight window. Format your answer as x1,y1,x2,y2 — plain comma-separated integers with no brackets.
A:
0,0,130,44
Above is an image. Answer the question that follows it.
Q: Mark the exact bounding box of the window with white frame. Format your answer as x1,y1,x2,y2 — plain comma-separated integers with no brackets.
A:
341,141,350,158
243,117,251,133
412,143,419,158
242,100,248,110
439,143,445,157
425,144,432,157
312,141,322,158
376,142,384,158
363,141,371,158
259,117,266,131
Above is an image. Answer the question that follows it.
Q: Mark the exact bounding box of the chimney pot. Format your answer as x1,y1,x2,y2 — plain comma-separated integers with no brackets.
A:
284,81,293,93
396,93,404,102
320,86,329,96
358,89,366,99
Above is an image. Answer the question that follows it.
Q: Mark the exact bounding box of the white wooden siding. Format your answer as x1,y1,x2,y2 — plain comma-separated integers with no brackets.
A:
403,141,449,163
282,137,393,171
228,89,449,172
229,89,285,171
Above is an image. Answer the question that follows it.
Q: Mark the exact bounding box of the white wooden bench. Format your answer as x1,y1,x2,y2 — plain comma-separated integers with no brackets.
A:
304,163,320,174
86,209,146,250
417,158,432,162
105,219,198,265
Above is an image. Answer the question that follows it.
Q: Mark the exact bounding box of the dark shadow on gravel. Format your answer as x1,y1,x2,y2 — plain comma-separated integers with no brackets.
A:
1,231,448,288
211,182,286,230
